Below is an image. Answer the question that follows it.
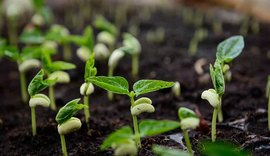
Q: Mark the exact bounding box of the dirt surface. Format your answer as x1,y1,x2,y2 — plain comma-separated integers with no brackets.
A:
1,2,270,156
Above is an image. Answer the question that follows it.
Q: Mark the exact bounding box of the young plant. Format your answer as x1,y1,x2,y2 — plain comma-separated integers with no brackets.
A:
31,0,53,26
178,107,200,156
266,76,270,130
28,69,55,136
4,46,42,103
101,119,179,155
188,28,208,56
56,99,86,156
152,145,189,156
41,52,76,110
87,76,174,148
80,53,97,127
122,33,142,78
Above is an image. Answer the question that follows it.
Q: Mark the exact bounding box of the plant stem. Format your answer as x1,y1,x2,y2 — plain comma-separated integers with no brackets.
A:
268,96,270,130
63,43,72,61
60,134,68,156
84,95,90,128
7,16,18,46
212,108,218,142
130,94,141,148
108,67,114,101
132,54,139,79
49,85,56,110
19,71,28,103
217,96,223,122
183,129,193,156
31,107,37,136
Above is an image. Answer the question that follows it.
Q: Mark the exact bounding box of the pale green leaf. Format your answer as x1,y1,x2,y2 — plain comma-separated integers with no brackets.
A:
133,80,174,96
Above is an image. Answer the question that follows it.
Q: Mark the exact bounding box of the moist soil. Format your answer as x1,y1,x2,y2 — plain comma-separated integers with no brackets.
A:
1,3,270,156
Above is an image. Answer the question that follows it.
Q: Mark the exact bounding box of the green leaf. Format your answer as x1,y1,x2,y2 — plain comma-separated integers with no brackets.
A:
139,120,180,137
45,25,69,43
32,0,44,9
87,76,129,95
178,107,197,120
200,141,250,156
50,61,76,72
94,15,118,36
84,53,97,80
55,99,86,124
216,36,244,63
152,145,189,156
21,46,42,61
19,28,44,44
68,26,94,51
133,80,174,96
100,126,133,150
4,46,20,61
28,69,54,96
210,62,225,95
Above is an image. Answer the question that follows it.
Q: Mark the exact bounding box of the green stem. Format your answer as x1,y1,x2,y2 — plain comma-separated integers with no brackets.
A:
31,107,36,136
108,67,114,101
268,95,270,130
183,130,193,156
217,96,223,122
132,54,139,79
49,85,56,110
19,71,28,103
7,16,18,46
130,94,141,148
63,43,72,61
188,39,198,56
212,108,218,142
84,95,90,127
60,134,68,156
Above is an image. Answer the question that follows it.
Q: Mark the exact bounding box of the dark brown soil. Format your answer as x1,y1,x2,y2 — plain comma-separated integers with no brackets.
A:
1,2,270,156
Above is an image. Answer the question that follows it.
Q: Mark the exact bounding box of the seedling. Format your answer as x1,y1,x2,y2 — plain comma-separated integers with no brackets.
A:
188,28,208,56
80,53,97,127
28,69,55,136
122,33,142,78
31,0,53,26
146,27,165,44
152,145,189,156
101,119,179,155
4,46,42,103
87,76,174,148
266,76,270,130
41,51,76,110
19,26,44,45
178,107,200,155
56,99,86,156
172,81,181,97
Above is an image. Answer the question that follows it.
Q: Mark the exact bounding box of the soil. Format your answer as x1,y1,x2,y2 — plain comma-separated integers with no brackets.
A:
1,1,270,156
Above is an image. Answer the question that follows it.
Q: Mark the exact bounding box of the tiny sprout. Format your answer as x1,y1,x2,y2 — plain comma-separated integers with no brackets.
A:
178,107,199,156
56,99,86,156
188,28,208,56
48,71,70,83
112,140,138,156
131,97,155,116
172,81,181,97
80,82,94,96
76,46,91,62
18,59,41,72
97,31,116,51
266,76,270,130
94,43,110,61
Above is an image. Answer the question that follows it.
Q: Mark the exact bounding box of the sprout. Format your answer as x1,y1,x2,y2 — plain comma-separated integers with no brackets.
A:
188,28,208,56
146,27,165,44
48,71,70,83
178,107,199,155
87,76,175,148
76,46,91,62
79,53,97,127
28,70,55,136
94,43,110,61
201,89,220,108
171,81,181,97
56,99,86,156
97,31,116,50
31,0,53,26
112,140,138,156
266,76,270,130
19,59,41,72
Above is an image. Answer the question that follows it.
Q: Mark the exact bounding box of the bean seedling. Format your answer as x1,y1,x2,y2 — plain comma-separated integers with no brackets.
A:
28,69,55,136
56,99,86,156
87,76,175,148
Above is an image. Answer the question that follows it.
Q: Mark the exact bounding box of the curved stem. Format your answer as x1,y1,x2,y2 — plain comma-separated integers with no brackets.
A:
130,94,141,148
60,134,68,156
49,85,56,110
8,16,18,46
183,129,193,156
31,107,36,136
217,96,223,122
132,54,139,79
212,108,218,142
84,95,90,128
19,71,28,103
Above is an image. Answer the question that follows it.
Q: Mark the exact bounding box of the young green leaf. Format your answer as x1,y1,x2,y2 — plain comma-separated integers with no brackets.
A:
94,15,118,36
33,0,44,10
139,120,179,137
19,28,44,44
152,145,189,156
84,53,97,80
210,62,225,96
28,69,55,96
55,99,86,124
216,36,244,63
69,26,94,51
122,33,141,55
87,76,129,95
21,46,42,61
50,61,76,72
133,80,174,96
100,126,133,150
4,46,20,61
178,107,197,120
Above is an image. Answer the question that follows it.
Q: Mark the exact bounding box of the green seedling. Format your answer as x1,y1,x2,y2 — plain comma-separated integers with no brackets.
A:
2,0,33,45
146,27,165,44
31,0,53,26
80,53,97,127
19,26,44,45
251,18,260,35
266,76,270,130
172,81,181,98
45,24,72,60
152,145,189,156
101,119,179,155
0,38,7,59
201,36,244,142
4,46,42,103
212,20,223,35
56,99,86,156
188,28,208,56
122,33,142,78
178,108,200,156
42,52,76,110
87,76,174,148
239,16,249,36
94,43,110,61
28,69,55,136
